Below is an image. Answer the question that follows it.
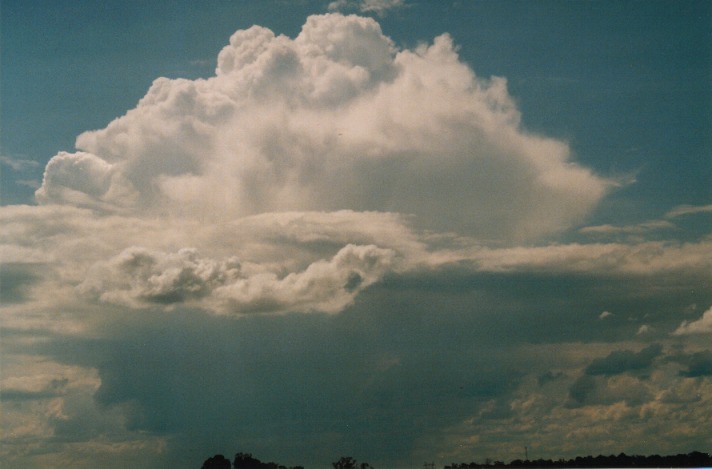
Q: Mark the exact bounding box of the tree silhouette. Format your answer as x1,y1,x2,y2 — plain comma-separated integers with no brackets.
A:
199,449,711,469
231,451,304,469
332,456,374,469
443,450,712,468
233,452,265,469
201,454,231,469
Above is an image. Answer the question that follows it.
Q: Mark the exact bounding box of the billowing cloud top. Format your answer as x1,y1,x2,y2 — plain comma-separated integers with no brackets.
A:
36,13,608,241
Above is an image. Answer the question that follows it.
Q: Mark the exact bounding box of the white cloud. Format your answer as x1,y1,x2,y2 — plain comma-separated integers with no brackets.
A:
34,151,138,211
674,305,712,335
36,13,609,242
1,204,414,320
215,243,395,314
78,247,243,308
78,243,395,315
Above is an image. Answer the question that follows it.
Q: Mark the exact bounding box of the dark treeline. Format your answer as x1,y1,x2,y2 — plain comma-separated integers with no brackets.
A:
202,451,712,469
201,452,304,469
445,451,712,468
201,452,371,469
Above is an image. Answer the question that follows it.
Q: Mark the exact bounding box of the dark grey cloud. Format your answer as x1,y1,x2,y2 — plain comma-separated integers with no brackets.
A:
34,274,533,467
567,373,654,408
566,343,711,409
567,375,597,406
584,344,663,377
537,371,566,387
676,350,712,377
378,267,712,345
10,263,711,467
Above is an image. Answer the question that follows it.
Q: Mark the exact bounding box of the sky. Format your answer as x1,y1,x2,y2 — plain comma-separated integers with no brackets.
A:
0,1,711,468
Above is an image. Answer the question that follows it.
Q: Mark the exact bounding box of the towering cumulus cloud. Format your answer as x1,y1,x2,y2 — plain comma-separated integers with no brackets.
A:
36,13,607,241
4,12,712,469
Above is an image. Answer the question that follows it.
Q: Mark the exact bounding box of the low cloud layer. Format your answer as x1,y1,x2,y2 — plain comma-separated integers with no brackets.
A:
79,243,395,314
2,204,710,322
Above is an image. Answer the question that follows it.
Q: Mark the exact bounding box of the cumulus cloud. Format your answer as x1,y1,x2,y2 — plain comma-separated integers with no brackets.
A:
78,247,243,308
565,345,667,408
0,205,413,319
4,12,711,469
79,243,395,314
34,151,139,211
674,305,712,335
36,13,609,241
214,243,396,313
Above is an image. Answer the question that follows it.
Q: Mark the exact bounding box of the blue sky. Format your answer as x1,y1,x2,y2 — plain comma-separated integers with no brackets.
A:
1,1,711,468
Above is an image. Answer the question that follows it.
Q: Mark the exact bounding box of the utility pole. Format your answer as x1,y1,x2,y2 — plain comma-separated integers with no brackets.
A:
525,446,529,461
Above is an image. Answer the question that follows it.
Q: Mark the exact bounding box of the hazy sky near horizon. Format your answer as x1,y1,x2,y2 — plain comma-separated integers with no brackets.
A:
1,1,711,468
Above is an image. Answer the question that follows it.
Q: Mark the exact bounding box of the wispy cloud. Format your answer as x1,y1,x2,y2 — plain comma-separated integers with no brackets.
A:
0,155,40,172
15,179,42,189
579,219,676,236
328,0,406,15
665,204,712,219
578,202,712,243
